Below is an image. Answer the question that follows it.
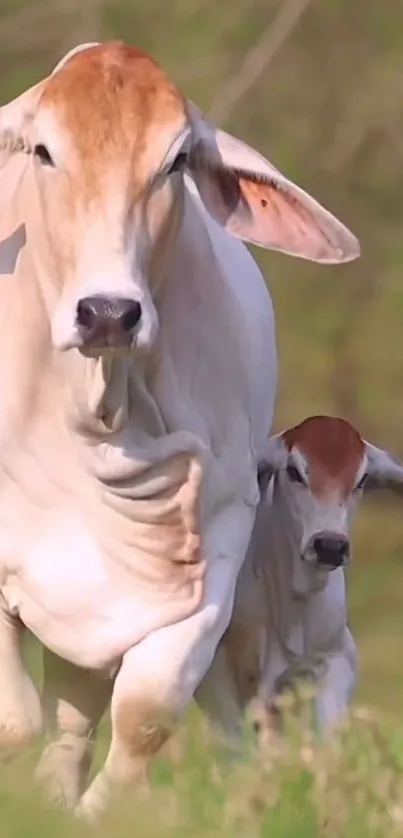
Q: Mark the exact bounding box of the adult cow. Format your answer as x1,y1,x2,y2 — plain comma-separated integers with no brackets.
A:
0,42,359,817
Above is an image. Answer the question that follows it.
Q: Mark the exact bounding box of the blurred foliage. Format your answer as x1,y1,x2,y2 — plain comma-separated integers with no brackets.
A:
2,0,403,722
3,708,403,837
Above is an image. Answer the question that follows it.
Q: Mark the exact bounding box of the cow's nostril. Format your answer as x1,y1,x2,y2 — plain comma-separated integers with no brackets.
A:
121,301,142,332
76,296,143,348
76,297,142,332
76,299,96,330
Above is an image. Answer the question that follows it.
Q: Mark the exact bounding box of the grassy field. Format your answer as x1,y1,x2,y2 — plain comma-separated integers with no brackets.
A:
1,0,403,832
3,699,403,838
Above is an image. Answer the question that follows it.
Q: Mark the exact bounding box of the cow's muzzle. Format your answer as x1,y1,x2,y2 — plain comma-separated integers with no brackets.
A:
76,295,142,349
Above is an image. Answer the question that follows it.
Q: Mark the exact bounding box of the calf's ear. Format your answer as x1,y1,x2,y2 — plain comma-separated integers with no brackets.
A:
257,432,288,492
364,442,403,494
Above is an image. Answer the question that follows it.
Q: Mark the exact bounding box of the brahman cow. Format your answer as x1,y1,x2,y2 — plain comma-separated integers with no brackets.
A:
0,42,359,816
213,416,403,740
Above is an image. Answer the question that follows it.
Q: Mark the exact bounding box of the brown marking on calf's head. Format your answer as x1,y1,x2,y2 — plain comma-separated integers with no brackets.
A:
39,42,187,204
283,416,364,500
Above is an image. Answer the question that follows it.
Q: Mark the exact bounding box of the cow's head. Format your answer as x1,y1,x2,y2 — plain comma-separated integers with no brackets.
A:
0,42,359,357
258,416,403,571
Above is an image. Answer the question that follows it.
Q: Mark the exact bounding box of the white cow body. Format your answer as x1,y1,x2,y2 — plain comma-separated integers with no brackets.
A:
0,43,360,816
0,176,275,674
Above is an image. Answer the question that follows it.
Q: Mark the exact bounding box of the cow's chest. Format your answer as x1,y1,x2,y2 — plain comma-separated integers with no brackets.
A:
0,474,202,671
0,506,145,668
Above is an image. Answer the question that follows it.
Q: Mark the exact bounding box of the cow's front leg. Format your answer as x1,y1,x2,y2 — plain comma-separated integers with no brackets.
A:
0,593,42,751
35,649,113,809
75,502,256,823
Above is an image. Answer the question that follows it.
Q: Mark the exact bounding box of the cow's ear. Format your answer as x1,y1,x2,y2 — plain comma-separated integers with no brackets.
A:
0,155,28,275
0,44,102,272
0,79,46,170
187,101,360,264
0,43,100,171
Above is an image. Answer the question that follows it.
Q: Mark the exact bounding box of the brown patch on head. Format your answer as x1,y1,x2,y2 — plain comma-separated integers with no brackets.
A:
283,416,364,500
39,42,187,202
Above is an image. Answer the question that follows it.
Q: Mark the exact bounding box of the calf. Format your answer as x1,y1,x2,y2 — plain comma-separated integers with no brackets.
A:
209,416,403,738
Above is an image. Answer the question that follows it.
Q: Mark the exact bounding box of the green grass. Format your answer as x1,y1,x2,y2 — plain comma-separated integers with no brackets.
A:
2,705,403,837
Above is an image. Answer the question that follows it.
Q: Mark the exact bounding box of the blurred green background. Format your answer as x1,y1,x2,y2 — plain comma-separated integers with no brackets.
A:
1,0,403,721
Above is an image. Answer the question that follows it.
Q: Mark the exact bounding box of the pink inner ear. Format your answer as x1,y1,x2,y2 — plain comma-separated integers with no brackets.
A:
226,177,338,261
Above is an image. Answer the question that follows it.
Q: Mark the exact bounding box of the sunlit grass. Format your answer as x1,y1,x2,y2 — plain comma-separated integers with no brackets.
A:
2,704,403,838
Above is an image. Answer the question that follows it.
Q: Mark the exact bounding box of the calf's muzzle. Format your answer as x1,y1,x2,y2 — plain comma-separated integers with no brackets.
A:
303,532,350,570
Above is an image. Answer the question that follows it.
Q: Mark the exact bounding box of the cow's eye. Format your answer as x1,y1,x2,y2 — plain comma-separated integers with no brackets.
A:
286,464,305,485
167,152,188,175
33,144,54,167
355,473,368,492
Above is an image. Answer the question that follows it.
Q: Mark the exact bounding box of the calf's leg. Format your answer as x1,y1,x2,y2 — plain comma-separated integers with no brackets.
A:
35,649,112,808
195,617,265,746
315,629,357,733
194,642,245,746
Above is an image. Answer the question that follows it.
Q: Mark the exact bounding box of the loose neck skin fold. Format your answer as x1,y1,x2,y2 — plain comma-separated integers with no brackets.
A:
0,164,204,503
